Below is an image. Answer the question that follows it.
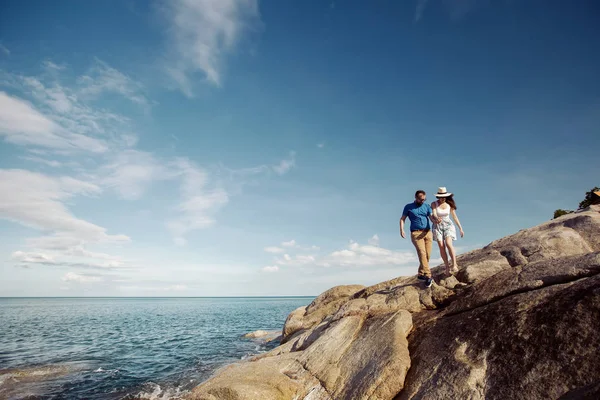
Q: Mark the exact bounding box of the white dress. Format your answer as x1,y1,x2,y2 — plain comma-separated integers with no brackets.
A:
433,203,457,241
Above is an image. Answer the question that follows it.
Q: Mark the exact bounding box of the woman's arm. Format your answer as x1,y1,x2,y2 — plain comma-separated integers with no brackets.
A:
430,202,439,224
451,209,464,237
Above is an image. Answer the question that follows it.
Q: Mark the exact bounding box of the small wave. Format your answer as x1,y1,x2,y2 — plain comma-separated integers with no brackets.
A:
94,367,120,374
131,382,188,400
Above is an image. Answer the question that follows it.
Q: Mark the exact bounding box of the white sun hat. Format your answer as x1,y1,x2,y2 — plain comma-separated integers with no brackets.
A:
435,187,453,198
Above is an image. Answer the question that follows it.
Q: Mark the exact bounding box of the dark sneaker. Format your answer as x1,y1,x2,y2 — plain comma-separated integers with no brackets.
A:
425,277,433,287
417,275,427,280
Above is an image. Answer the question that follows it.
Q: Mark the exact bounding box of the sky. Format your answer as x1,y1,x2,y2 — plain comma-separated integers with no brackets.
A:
0,0,598,297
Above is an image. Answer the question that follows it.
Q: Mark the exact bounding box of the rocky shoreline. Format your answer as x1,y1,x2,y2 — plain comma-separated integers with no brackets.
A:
188,205,600,400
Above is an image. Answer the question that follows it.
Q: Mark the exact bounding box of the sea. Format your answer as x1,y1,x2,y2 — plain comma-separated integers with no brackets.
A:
0,297,313,400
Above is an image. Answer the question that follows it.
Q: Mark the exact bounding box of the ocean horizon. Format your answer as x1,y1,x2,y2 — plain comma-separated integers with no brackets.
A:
0,296,314,399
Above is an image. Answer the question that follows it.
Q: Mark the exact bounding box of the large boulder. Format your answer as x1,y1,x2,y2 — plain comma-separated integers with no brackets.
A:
398,268,600,400
281,284,365,343
187,353,327,400
453,209,600,284
189,310,413,400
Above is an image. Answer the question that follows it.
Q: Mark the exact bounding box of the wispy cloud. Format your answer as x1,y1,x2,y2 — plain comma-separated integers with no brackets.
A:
264,246,285,253
0,43,10,56
77,58,150,106
415,0,429,22
61,272,103,283
100,150,173,200
272,151,296,175
161,0,261,95
261,265,279,273
43,60,66,71
216,151,297,184
0,91,109,153
263,235,416,270
1,169,130,269
0,59,148,155
318,239,416,268
166,158,229,245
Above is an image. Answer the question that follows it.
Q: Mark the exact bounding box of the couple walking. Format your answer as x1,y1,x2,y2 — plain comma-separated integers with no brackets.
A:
400,187,464,287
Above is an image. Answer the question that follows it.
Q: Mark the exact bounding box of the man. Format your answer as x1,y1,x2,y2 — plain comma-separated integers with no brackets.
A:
400,190,436,287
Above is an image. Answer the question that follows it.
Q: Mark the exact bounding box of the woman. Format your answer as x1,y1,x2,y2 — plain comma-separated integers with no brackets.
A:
431,187,464,276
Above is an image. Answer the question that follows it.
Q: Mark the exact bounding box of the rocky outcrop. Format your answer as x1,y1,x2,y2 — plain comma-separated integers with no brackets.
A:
281,284,365,343
188,208,600,400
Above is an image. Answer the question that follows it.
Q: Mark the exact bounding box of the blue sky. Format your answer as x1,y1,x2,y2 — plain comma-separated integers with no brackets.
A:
0,0,598,296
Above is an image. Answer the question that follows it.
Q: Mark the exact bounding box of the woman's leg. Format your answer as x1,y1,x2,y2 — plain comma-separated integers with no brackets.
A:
445,236,458,272
437,239,450,274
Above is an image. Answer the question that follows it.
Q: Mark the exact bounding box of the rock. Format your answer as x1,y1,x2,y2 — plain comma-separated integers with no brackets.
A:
190,311,413,400
439,275,460,289
454,249,512,284
351,276,416,299
299,311,413,400
243,330,272,339
281,285,364,343
398,271,600,400
188,353,328,400
189,209,600,400
443,252,600,316
280,306,306,341
332,285,422,321
452,210,600,285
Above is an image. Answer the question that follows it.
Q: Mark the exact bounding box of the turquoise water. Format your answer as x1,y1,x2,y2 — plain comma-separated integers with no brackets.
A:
0,297,313,399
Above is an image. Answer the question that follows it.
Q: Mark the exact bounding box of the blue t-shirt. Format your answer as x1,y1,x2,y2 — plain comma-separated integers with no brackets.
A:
402,202,432,231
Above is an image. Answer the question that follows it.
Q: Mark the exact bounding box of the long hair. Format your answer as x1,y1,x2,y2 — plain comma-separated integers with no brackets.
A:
446,195,457,210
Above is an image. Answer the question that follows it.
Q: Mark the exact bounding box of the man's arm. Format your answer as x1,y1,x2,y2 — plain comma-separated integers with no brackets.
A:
400,215,407,238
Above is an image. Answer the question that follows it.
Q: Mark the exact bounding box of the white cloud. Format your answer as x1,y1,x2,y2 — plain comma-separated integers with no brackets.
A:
12,251,55,264
272,152,296,175
317,143,325,148
77,59,149,106
318,240,416,268
281,239,297,248
216,152,297,187
0,91,108,153
43,60,66,71
261,265,279,273
0,44,9,56
162,0,261,95
264,246,284,253
166,158,229,245
101,150,172,200
368,234,380,246
0,169,130,269
61,272,103,283
1,59,147,156
12,250,124,270
264,235,416,269
275,254,316,267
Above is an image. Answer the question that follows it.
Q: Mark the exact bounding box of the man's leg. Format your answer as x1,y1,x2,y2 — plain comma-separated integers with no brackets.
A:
425,229,433,264
411,231,431,278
